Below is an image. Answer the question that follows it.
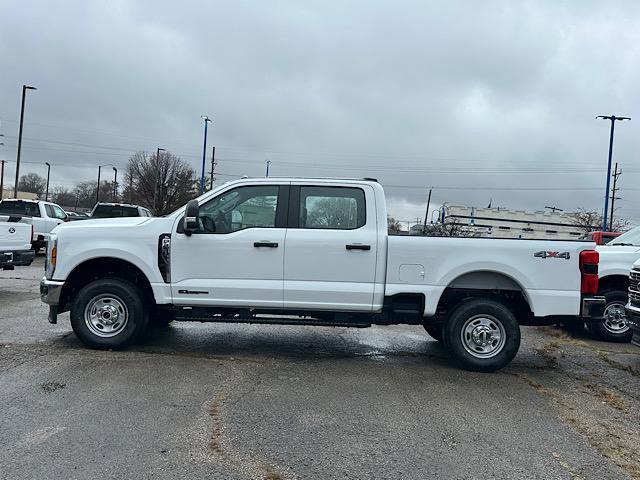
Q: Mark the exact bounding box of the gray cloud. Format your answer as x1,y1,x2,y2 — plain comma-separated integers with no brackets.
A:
1,0,639,222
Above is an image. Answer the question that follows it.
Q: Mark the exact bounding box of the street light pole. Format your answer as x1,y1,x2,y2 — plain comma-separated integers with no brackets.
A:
153,147,165,213
44,162,51,201
200,116,212,194
96,164,112,204
596,115,630,231
112,167,118,201
14,85,37,198
96,165,102,204
265,159,271,177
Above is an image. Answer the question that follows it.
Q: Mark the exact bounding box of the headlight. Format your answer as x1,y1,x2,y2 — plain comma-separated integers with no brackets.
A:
46,235,58,279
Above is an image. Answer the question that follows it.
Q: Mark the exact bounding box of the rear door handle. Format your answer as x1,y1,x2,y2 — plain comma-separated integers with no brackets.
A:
254,241,279,248
346,244,371,251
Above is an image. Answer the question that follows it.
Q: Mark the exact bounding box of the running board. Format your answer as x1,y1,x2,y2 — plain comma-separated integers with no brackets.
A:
174,309,372,328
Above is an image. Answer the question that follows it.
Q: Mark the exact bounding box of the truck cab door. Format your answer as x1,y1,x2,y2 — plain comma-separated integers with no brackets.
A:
283,184,378,311
171,184,289,308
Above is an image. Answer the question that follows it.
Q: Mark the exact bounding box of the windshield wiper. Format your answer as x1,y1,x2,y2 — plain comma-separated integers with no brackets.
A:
610,242,635,246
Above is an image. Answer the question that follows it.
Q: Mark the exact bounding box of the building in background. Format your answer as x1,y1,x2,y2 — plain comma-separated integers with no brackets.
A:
1,190,38,200
439,204,587,240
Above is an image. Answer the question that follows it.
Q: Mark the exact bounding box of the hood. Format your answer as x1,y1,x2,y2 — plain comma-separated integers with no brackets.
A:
53,216,152,233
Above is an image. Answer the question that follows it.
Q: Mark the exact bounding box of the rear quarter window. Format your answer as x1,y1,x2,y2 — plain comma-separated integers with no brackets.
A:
0,201,41,217
92,205,140,218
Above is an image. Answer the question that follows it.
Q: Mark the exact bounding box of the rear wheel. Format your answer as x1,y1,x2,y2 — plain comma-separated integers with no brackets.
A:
444,298,520,372
590,290,632,343
70,278,148,349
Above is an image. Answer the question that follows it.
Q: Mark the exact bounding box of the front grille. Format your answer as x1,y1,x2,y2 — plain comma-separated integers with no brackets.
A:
629,269,640,307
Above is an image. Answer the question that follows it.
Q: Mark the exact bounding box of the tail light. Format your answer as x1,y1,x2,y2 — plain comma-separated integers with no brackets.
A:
31,224,34,241
579,250,599,294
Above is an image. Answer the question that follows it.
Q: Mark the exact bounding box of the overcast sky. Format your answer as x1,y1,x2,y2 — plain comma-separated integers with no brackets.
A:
1,0,639,223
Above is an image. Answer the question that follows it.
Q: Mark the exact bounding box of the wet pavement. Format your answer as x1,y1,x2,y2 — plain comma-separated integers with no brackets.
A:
1,257,640,479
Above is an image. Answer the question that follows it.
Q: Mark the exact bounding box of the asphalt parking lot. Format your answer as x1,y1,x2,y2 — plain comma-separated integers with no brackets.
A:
1,257,640,479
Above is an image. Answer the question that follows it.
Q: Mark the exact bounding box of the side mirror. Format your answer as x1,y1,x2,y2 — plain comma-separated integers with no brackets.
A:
183,200,199,236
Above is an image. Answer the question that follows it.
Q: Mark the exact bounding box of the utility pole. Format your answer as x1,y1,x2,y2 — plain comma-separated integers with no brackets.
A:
422,188,432,234
96,165,102,204
112,167,118,201
14,85,37,198
609,162,622,231
44,162,51,201
544,206,563,213
0,160,5,200
209,146,216,190
153,147,165,213
597,115,630,231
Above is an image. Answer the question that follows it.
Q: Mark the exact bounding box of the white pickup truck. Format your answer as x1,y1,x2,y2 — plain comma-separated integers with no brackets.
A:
0,199,68,250
0,222,35,269
583,227,640,343
40,177,605,371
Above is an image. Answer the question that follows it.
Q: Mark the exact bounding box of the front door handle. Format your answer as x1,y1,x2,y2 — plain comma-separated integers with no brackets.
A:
346,244,371,251
254,241,279,248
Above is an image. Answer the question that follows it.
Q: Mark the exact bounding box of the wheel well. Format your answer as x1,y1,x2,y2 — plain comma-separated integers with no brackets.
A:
437,271,533,324
598,275,628,293
59,257,154,312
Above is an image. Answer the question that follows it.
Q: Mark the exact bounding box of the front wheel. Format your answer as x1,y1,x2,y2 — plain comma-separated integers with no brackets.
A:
444,298,521,372
590,290,632,343
70,278,148,349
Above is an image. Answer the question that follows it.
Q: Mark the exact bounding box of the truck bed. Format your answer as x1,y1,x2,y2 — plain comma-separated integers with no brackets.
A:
386,236,595,317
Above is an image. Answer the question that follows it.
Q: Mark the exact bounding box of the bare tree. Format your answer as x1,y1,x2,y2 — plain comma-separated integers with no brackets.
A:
569,208,630,234
123,151,196,215
387,216,402,234
51,187,76,207
72,181,113,209
18,173,46,197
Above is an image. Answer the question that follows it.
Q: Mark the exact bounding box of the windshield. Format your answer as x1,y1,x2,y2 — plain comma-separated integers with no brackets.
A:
608,226,640,246
0,200,40,217
92,205,140,218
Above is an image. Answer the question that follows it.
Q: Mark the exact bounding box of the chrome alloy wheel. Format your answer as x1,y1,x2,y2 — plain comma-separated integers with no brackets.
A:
602,301,629,335
84,294,129,338
460,314,506,358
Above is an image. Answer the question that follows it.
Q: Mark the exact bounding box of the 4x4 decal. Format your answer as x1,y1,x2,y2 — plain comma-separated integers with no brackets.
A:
534,251,570,259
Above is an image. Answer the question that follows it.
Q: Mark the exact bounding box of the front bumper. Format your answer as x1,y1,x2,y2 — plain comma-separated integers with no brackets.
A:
1,250,35,269
625,303,640,347
581,296,606,319
40,277,65,325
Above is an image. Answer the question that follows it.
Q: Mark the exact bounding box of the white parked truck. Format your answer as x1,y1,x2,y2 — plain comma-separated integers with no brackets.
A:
585,227,640,343
0,221,35,269
0,199,68,250
40,177,605,371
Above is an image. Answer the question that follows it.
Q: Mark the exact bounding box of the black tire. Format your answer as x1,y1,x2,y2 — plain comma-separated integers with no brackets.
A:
444,298,520,372
423,324,444,342
149,308,175,328
590,289,632,343
70,278,148,349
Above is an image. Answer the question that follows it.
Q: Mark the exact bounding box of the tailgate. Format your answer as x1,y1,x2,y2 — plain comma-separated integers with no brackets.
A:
0,223,32,251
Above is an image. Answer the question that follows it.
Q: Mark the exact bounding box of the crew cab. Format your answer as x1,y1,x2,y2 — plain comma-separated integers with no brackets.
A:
0,199,68,250
0,221,34,269
40,178,605,371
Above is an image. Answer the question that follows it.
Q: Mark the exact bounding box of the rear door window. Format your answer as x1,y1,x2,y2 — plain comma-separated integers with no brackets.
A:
298,186,366,230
